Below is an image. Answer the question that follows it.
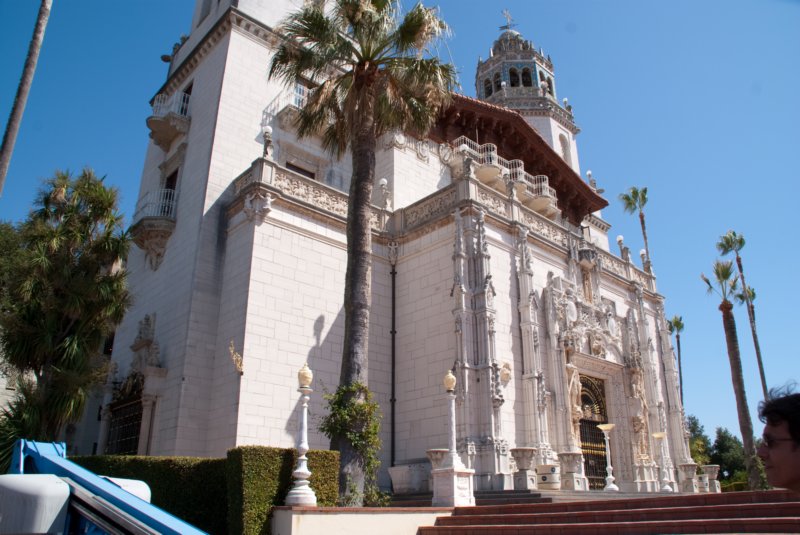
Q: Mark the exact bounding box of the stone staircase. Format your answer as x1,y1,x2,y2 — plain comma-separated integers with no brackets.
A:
416,490,800,534
391,489,552,508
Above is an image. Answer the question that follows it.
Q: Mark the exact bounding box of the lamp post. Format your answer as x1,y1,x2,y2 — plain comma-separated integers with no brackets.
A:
285,363,317,506
443,370,464,470
652,432,674,493
596,423,619,491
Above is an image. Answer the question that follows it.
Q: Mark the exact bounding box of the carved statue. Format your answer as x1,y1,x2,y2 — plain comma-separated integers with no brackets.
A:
566,363,582,443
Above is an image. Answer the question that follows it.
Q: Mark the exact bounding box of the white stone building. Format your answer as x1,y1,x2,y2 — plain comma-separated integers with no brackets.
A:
73,0,698,493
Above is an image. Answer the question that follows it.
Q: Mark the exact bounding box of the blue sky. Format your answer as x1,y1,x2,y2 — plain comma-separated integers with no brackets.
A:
1,0,798,444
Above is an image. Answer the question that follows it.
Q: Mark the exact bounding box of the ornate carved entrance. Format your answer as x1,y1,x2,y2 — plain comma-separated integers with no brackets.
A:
578,375,608,490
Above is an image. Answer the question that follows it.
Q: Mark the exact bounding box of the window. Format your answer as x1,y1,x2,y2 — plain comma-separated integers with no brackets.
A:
522,68,532,87
509,68,519,87
484,79,492,97
294,81,309,108
559,134,572,165
286,162,315,180
493,73,502,92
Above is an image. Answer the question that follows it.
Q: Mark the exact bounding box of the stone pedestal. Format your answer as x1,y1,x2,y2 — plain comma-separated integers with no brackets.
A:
558,452,587,491
697,474,710,493
510,448,538,490
537,464,560,490
678,462,699,493
432,466,476,506
702,464,721,493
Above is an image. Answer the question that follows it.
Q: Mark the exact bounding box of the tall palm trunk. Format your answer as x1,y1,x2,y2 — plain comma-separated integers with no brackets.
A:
334,87,377,501
639,210,650,263
718,300,760,490
0,0,52,195
734,253,768,400
676,332,683,405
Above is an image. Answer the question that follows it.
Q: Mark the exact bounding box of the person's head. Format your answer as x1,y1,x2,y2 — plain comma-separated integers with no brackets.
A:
757,387,800,493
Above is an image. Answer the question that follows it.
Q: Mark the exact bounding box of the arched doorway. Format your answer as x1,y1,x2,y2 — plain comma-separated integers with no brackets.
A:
579,375,608,490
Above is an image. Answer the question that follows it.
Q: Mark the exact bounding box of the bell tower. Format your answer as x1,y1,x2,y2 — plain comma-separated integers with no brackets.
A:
475,12,581,173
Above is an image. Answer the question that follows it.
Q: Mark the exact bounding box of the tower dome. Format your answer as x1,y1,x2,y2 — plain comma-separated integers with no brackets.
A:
475,18,581,172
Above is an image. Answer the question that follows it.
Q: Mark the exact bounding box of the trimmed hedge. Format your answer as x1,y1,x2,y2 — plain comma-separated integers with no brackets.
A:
72,446,339,535
73,455,228,535
227,446,339,535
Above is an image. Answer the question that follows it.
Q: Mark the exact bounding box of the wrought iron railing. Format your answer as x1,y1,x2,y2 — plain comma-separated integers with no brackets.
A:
133,188,177,222
152,91,191,118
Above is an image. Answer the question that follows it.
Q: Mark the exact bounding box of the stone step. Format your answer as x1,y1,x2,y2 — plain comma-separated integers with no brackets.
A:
418,517,800,534
390,490,551,508
451,489,798,516
436,501,800,526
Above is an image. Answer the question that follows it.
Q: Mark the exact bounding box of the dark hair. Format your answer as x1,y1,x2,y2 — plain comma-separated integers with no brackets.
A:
758,386,800,445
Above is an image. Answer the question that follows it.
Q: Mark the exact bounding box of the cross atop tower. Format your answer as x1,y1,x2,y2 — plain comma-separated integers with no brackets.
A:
500,9,516,31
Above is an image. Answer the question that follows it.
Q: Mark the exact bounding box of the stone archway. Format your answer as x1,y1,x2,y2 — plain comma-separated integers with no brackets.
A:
579,375,608,490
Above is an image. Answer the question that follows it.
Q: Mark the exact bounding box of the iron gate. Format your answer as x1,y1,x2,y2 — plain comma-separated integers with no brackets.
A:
106,398,142,455
579,375,609,490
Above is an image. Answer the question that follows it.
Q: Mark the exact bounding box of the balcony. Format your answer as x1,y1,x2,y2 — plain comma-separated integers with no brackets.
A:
130,189,177,270
263,85,308,130
452,135,560,219
146,92,191,151
453,136,505,188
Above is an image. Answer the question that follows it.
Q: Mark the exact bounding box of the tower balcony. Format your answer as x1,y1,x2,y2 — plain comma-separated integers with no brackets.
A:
146,92,191,151
130,189,178,270
452,135,560,219
514,173,560,218
453,136,505,188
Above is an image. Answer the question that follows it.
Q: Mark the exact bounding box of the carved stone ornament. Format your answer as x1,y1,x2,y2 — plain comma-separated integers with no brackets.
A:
130,313,162,374
438,143,454,164
243,189,273,222
229,340,244,375
132,219,175,271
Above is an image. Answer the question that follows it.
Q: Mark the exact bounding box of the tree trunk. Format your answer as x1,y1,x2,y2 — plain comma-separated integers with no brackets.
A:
0,0,52,195
639,210,650,263
735,253,768,400
333,87,377,505
676,333,683,405
719,300,760,490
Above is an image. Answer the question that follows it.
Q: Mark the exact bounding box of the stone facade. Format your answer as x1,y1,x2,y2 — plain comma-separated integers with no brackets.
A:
73,1,696,493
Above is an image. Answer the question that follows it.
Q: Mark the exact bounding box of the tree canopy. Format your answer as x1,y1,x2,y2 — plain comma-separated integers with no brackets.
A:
0,169,130,469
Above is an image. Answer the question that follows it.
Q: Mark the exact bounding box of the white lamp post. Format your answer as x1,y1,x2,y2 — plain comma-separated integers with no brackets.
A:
443,370,465,470
652,432,674,493
285,363,317,506
596,423,619,491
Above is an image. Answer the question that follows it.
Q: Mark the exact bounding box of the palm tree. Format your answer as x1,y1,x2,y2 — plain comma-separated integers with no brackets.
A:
0,0,53,195
269,0,455,503
717,230,767,400
667,315,684,405
0,169,130,470
619,186,651,264
701,260,760,490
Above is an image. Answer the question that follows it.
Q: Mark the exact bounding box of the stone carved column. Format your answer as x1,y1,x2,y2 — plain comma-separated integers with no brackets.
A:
136,395,156,455
510,447,538,490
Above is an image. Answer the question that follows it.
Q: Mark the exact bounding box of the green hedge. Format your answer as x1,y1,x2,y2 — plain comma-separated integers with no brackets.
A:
72,446,339,535
73,455,228,535
227,446,339,535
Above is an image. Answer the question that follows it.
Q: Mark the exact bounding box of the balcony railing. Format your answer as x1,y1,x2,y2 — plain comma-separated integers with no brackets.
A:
452,135,559,217
133,189,177,223
147,92,191,150
152,92,191,118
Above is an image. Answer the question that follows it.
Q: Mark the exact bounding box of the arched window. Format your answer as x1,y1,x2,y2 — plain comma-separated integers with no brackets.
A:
547,76,554,96
522,68,532,87
559,134,572,165
539,71,546,84
493,73,502,92
484,79,493,97
509,68,520,87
